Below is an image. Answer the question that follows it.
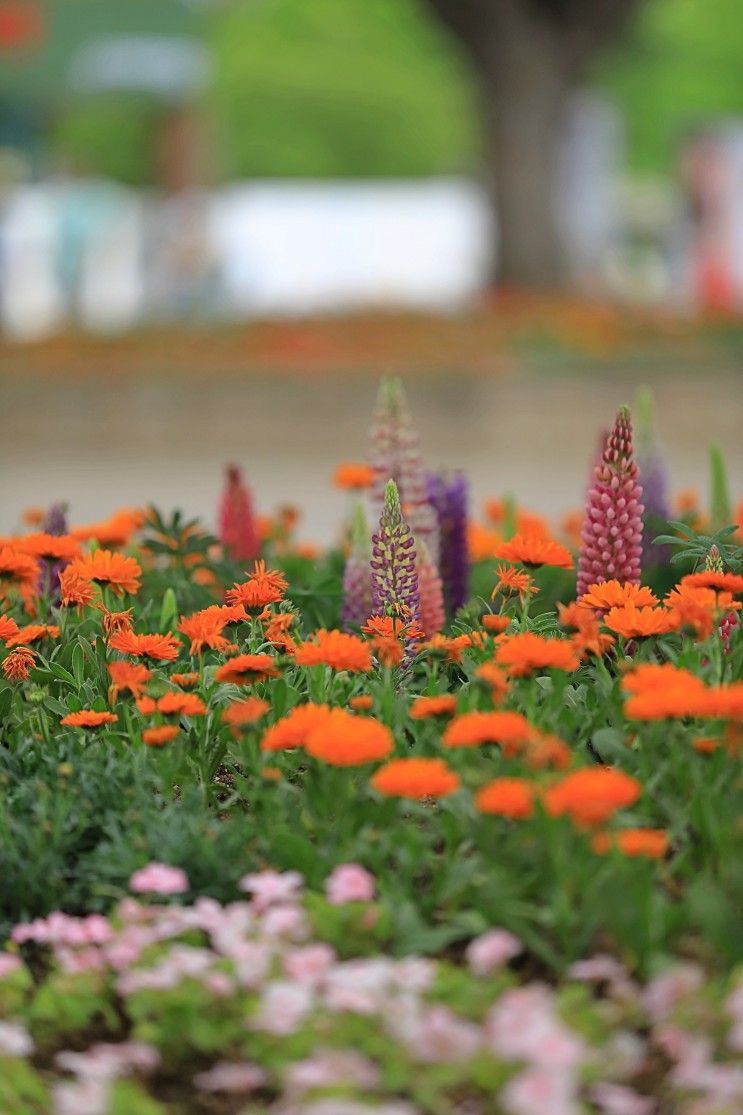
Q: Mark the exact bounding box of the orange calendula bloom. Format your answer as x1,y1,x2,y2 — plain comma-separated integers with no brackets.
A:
19,533,81,563
443,710,532,752
485,502,550,539
558,602,614,658
418,633,472,664
0,547,39,596
361,615,425,642
178,609,234,655
665,584,739,640
604,604,680,639
60,710,118,728
170,672,199,688
468,523,504,562
72,508,144,548
108,630,181,662
524,730,572,770
294,629,372,673
214,653,280,685
494,533,574,569
349,695,374,711
579,581,659,610
108,661,152,701
59,569,96,609
475,662,510,702
225,561,288,610
370,635,404,667
68,549,142,596
261,610,297,653
261,703,332,752
0,615,21,643
622,663,708,719
98,608,134,639
2,647,35,682
6,624,59,648
371,758,460,799
681,571,743,595
592,828,669,859
156,691,207,717
305,708,393,766
692,736,719,754
261,766,282,781
482,613,511,634
495,633,580,677
544,768,641,827
222,697,270,732
492,563,537,604
143,725,179,747
333,462,375,490
475,778,535,819
410,695,457,719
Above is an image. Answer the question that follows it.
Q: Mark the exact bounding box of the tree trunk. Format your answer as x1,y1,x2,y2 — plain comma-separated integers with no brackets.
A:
420,0,639,288
474,7,571,287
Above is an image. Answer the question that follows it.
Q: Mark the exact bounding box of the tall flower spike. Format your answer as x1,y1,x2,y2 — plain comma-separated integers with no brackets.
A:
219,464,259,563
39,502,69,602
369,377,439,565
577,407,644,598
417,541,445,638
427,470,470,615
341,503,373,631
371,480,421,638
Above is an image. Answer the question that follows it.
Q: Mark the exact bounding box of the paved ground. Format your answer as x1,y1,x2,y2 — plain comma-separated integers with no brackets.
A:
2,353,741,544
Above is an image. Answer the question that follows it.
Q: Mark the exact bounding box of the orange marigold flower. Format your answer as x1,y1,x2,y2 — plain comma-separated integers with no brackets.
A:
485,502,550,539
261,703,332,752
0,615,21,643
622,663,707,719
410,695,457,719
262,766,282,781
349,695,374,711
475,661,510,702
143,725,179,747
482,613,512,634
558,602,614,658
215,653,280,685
371,757,460,799
333,462,375,490
680,571,743,595
544,768,641,827
59,568,96,609
468,522,503,562
370,635,404,667
524,730,572,770
22,507,45,527
0,547,39,594
6,624,59,648
692,736,720,754
222,697,270,731
72,508,144,548
493,533,573,569
417,633,472,664
294,629,372,673
443,710,532,752
108,629,181,661
475,778,535,819
2,647,35,681
136,696,157,715
495,633,580,677
492,563,537,604
261,611,297,653
19,533,82,563
305,708,393,766
361,615,424,642
579,581,659,610
592,828,669,859
98,608,134,639
68,549,142,596
604,604,680,640
108,661,152,701
60,710,118,728
178,609,234,655
225,560,288,610
665,584,739,640
157,691,207,717
170,672,199,688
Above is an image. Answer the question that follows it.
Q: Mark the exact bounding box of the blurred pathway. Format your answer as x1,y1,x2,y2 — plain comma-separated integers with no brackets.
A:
3,367,742,543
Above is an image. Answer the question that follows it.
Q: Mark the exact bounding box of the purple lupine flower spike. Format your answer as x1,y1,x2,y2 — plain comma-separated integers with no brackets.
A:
577,407,644,598
638,446,671,567
43,503,68,536
370,377,439,566
39,502,69,602
341,503,373,631
427,470,470,615
370,480,421,656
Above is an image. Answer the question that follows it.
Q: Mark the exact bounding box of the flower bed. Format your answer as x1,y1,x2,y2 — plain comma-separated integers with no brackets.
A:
0,379,741,1113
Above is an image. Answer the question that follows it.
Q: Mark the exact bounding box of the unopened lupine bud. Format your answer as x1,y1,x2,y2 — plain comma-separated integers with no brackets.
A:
577,407,644,598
